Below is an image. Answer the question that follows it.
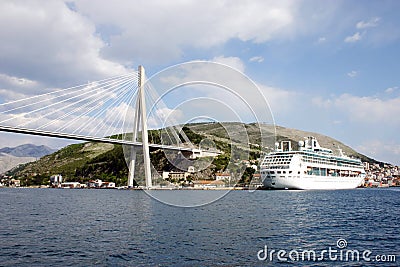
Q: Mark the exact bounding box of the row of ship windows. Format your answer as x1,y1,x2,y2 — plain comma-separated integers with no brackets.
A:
306,167,363,177
263,158,361,168
262,156,293,163
302,157,361,168
261,170,301,175
263,157,293,161
262,168,363,177
262,160,291,165
261,165,290,169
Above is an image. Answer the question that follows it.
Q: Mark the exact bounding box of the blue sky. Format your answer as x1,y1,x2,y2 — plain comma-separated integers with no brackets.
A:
0,0,399,165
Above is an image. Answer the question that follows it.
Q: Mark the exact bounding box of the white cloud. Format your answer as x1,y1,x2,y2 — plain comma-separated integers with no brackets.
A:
147,107,184,129
344,32,362,43
342,17,380,45
336,94,400,123
157,57,246,87
257,84,297,115
249,56,264,63
140,60,286,127
312,93,400,126
211,56,245,73
317,37,327,43
347,70,358,78
0,0,128,88
385,86,398,94
0,73,47,102
0,73,38,88
309,93,400,164
73,0,299,64
356,140,400,165
356,17,380,29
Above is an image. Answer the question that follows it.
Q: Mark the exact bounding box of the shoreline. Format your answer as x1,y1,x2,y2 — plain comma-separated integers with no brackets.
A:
2,185,399,190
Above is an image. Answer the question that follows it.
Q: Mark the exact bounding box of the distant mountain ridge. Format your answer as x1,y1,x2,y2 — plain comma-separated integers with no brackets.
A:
0,144,56,158
0,144,57,174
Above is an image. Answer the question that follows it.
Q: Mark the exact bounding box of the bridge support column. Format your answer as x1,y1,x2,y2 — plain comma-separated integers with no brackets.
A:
127,93,141,187
127,65,152,189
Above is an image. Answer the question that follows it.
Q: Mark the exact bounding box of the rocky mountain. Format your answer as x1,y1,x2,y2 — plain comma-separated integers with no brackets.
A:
0,154,37,174
7,123,379,186
0,144,56,158
188,122,377,163
0,144,57,174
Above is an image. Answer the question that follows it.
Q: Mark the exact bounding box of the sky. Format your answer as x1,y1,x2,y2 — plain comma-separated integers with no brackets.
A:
0,0,399,165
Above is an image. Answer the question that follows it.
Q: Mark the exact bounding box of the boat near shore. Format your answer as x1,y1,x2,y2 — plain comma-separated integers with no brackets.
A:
261,137,366,190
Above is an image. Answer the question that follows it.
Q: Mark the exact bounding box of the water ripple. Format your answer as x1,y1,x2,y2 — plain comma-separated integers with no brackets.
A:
0,188,398,266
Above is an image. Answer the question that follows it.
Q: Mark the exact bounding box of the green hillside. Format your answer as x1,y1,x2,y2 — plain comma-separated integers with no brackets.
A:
7,122,377,186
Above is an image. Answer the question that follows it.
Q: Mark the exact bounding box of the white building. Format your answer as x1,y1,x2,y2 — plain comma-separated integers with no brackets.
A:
189,149,221,159
101,182,115,188
88,179,104,188
10,179,21,187
50,174,63,186
215,173,231,181
60,182,81,188
188,166,195,173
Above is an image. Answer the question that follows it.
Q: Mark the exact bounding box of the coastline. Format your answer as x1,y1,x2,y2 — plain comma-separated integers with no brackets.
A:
3,185,398,190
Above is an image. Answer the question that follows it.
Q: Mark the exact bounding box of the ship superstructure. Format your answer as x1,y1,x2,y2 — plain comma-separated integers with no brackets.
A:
261,137,365,189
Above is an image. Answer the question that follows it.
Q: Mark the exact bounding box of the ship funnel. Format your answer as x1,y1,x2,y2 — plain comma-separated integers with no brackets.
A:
281,141,292,152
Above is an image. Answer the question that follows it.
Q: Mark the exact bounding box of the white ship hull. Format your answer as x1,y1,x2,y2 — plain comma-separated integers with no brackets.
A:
262,175,364,190
260,137,366,190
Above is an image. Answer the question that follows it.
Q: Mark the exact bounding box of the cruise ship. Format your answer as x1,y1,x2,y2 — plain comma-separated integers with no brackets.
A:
260,137,366,189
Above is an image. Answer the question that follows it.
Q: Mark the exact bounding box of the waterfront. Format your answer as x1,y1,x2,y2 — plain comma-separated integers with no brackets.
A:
0,188,398,266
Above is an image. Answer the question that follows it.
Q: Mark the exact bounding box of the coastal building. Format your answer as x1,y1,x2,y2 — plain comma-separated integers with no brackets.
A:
192,180,225,188
50,174,63,187
189,148,221,159
87,179,103,188
101,182,116,188
363,162,370,171
163,166,195,182
249,173,263,189
362,161,400,187
87,179,116,189
215,173,231,181
0,176,20,187
188,166,195,173
168,171,190,181
162,171,170,179
9,178,20,187
60,182,81,188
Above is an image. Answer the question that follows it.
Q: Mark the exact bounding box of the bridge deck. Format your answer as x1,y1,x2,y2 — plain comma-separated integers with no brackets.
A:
0,125,195,152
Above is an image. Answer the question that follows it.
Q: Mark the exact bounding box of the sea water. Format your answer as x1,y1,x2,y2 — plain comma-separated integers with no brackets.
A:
0,188,398,266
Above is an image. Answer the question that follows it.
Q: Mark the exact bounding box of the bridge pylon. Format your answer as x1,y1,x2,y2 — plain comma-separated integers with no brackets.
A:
127,66,152,189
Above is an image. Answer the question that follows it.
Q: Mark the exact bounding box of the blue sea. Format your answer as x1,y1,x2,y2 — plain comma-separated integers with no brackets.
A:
0,188,398,266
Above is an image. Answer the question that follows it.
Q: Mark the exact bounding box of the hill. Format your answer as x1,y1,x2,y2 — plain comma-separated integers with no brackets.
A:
7,122,378,186
0,144,57,174
188,122,377,162
0,144,56,158
0,154,37,174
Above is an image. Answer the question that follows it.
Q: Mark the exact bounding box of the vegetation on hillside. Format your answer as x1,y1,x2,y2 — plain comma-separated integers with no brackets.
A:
7,122,378,186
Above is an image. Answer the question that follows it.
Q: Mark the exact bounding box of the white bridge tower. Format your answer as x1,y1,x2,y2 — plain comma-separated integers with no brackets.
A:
127,66,152,188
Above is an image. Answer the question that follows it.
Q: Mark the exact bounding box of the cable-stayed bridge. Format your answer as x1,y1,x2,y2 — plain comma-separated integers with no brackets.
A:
0,66,217,189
